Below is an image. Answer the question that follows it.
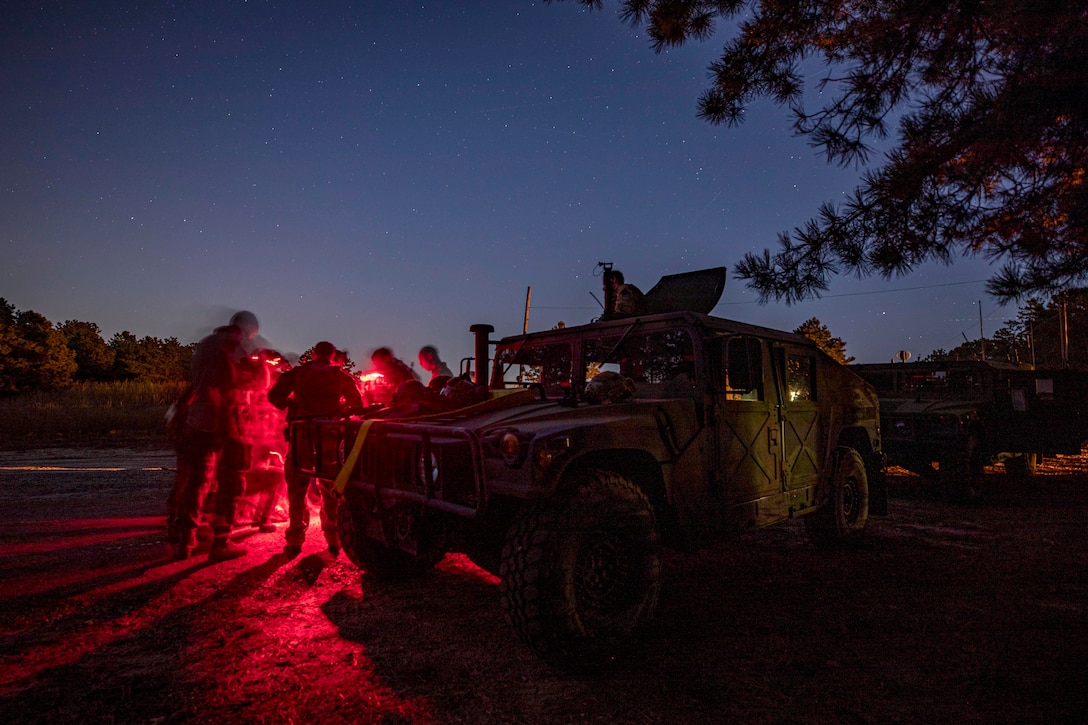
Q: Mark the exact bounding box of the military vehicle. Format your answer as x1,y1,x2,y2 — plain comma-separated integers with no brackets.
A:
292,268,887,670
851,360,1088,501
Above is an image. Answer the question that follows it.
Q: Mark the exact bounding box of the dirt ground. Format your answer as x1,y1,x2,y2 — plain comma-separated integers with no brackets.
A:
1,447,1086,724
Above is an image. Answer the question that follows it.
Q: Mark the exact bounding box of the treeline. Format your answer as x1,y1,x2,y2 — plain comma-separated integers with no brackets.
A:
1,297,193,394
923,289,1088,369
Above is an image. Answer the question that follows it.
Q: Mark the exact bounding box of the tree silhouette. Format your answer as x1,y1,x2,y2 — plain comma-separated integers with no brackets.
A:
919,288,1086,368
557,1,1088,303
986,288,1088,368
0,308,77,391
108,332,192,382
793,317,854,364
60,320,115,382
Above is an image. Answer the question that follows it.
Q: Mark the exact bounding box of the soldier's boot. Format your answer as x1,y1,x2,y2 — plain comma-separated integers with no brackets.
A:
283,494,309,558
283,527,305,558
208,535,247,563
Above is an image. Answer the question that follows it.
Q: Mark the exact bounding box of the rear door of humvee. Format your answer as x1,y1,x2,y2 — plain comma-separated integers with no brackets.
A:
772,344,822,500
710,336,784,523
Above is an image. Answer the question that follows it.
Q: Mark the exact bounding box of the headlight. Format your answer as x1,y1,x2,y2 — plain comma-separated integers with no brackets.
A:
534,447,554,469
500,432,521,466
535,435,571,472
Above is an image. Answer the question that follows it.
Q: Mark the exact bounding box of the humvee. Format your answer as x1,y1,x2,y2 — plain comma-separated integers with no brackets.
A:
851,360,1088,501
293,270,886,670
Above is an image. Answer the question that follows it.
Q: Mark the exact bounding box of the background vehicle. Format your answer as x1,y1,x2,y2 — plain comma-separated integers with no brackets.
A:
294,271,886,670
851,360,1088,501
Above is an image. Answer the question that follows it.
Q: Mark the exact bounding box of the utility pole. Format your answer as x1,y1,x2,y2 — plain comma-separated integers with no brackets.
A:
523,286,531,335
519,286,531,382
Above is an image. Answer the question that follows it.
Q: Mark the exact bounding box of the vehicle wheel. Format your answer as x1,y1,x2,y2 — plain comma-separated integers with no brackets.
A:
805,446,869,548
499,469,660,672
1004,453,1039,479
337,494,442,579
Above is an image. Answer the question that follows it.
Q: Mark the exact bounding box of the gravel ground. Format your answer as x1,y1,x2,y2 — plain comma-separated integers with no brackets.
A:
1,447,1086,724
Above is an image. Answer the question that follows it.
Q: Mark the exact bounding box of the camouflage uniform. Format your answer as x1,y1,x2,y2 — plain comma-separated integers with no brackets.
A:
613,283,646,316
371,347,419,389
268,349,363,556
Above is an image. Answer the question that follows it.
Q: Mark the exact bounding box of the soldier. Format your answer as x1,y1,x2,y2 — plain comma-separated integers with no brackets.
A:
418,345,454,386
268,340,363,558
601,269,646,320
370,346,419,389
174,310,263,562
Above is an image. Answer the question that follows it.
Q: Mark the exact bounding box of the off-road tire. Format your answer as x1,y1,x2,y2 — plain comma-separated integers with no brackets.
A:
499,469,660,672
806,446,869,548
337,493,442,580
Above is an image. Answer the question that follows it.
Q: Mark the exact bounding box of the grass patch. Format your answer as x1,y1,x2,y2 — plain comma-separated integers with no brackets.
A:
0,381,187,449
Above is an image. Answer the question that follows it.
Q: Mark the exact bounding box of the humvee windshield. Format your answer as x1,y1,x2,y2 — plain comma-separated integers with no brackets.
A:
874,368,992,398
586,328,695,396
494,341,574,398
493,327,697,399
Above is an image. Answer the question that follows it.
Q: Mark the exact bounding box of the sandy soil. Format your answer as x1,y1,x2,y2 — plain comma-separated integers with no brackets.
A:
1,447,1086,724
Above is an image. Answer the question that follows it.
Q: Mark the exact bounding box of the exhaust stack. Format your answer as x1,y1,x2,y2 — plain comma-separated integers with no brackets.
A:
469,324,494,387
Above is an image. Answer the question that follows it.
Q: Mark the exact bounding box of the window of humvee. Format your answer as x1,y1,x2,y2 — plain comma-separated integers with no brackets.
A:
585,328,696,397
495,341,573,398
725,336,763,401
786,353,816,402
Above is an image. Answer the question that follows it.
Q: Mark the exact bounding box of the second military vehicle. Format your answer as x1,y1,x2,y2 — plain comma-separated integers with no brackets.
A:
852,360,1088,501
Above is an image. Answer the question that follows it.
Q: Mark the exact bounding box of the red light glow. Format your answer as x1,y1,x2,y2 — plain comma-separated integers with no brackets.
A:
0,515,441,721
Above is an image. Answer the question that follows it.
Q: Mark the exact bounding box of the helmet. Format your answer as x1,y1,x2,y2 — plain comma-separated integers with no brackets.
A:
230,310,259,336
312,341,336,359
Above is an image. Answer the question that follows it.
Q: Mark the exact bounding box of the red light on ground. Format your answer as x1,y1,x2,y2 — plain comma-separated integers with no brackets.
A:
437,553,501,585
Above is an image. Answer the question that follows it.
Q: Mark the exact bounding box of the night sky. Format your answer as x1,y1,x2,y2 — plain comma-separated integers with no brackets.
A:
3,1,1001,370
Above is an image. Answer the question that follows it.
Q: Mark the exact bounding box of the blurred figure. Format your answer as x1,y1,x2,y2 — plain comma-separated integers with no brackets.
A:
267,340,363,558
245,350,292,533
370,346,419,389
174,310,263,562
417,345,453,385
